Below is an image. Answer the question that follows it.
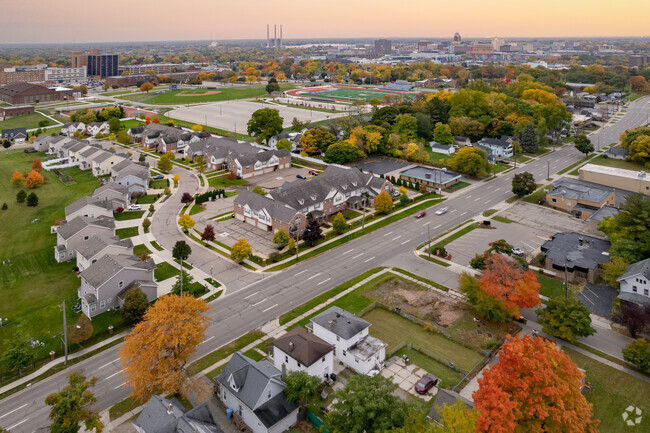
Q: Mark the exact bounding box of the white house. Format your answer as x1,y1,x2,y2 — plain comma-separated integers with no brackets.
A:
478,137,513,158
78,147,104,170
308,306,386,375
271,327,334,382
75,236,133,272
64,196,114,221
111,161,150,194
617,258,650,306
429,141,456,155
92,182,131,210
215,353,299,433
54,216,115,262
91,151,128,177
61,122,86,137
87,121,109,137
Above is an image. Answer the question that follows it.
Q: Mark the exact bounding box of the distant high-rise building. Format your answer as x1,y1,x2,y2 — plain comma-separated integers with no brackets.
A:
71,49,118,78
417,40,430,52
629,55,650,67
374,39,392,57
453,32,462,43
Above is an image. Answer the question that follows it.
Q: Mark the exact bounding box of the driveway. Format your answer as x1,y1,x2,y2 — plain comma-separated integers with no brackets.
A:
445,221,553,266
578,283,617,317
195,217,278,257
381,356,434,402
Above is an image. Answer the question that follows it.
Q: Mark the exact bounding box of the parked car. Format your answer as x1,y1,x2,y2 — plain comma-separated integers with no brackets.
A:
296,174,307,179
414,374,439,394
128,204,142,211
512,246,525,256
24,148,37,153
308,170,319,176
435,207,448,215
152,174,164,180
415,211,426,218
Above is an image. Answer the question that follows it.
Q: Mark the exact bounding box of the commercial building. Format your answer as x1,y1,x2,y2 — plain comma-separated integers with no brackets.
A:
0,82,74,105
374,39,392,56
45,66,87,84
105,71,199,87
540,232,611,284
399,166,461,191
0,105,34,120
119,63,180,75
545,178,616,220
0,65,46,86
72,49,118,78
579,164,650,195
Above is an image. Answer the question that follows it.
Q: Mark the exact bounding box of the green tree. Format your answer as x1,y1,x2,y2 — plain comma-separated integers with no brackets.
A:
447,147,489,177
291,117,309,132
108,117,121,134
265,82,280,93
628,135,650,165
373,190,394,215
142,218,151,232
433,122,454,145
536,297,595,343
331,212,348,234
431,401,478,433
251,186,266,195
326,374,408,433
121,286,149,324
574,134,594,157
45,371,103,433
623,338,650,371
601,257,629,288
247,108,283,143
392,113,418,142
276,138,292,151
231,239,252,263
0,332,33,377
272,229,290,247
511,172,536,197
16,189,26,203
300,126,336,155
287,237,296,252
172,240,192,262
284,371,321,406
302,219,323,245
116,131,131,145
26,192,39,207
323,141,358,164
157,155,172,172
520,123,538,154
195,156,206,175
171,272,195,296
598,193,650,262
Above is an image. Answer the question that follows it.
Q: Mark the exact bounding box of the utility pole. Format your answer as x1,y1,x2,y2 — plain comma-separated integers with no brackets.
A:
180,256,184,296
547,160,550,179
564,257,569,299
62,300,68,364
296,229,300,261
361,190,367,233
427,224,431,258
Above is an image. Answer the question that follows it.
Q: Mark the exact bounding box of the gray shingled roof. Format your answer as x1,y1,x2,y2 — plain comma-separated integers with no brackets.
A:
427,389,473,423
57,216,115,240
585,205,619,223
235,149,290,166
253,392,298,429
75,236,133,261
617,291,650,306
479,137,511,148
606,147,629,157
133,395,185,433
114,163,149,181
548,178,614,203
65,196,113,217
111,159,133,173
272,327,333,367
310,306,370,340
80,254,154,288
619,258,650,282
234,190,299,224
93,181,130,196
541,232,611,271
81,147,102,158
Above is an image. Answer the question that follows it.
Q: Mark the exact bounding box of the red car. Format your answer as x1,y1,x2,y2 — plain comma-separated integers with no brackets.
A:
415,211,426,218
308,170,319,176
414,374,439,394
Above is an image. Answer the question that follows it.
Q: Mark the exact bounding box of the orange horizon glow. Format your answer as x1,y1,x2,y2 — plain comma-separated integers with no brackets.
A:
0,0,648,44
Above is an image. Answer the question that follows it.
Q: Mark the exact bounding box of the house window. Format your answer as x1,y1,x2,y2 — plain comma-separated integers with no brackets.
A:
90,304,96,312
333,348,336,356
322,357,326,362
107,297,112,304
285,355,288,363
268,390,271,398
551,198,556,203
297,362,301,367
69,250,73,257
645,289,649,296
355,358,359,363
118,281,124,289
342,350,346,356
633,286,637,292
100,300,106,308
223,391,226,400
336,336,340,342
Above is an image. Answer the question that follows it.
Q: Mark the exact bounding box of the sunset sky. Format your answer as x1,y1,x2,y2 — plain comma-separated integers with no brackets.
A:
1,0,648,44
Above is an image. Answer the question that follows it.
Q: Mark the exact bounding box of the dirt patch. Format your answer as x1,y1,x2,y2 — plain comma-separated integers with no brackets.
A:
174,90,221,97
290,420,317,433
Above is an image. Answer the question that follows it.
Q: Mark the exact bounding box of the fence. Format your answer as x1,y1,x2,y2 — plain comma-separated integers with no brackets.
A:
306,409,330,433
451,335,508,394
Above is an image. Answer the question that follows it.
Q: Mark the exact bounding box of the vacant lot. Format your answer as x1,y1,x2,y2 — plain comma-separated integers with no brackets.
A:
117,84,295,105
0,112,56,130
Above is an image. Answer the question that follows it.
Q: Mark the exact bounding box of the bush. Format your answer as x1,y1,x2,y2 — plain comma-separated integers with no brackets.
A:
195,189,225,204
623,338,650,371
470,254,487,270
180,192,194,204
26,192,38,207
1,202,6,210
16,190,26,203
430,244,447,257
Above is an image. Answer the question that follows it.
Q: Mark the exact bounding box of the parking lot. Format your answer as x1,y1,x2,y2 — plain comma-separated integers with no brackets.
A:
499,202,589,235
193,212,278,257
351,156,411,175
245,166,318,191
445,220,554,267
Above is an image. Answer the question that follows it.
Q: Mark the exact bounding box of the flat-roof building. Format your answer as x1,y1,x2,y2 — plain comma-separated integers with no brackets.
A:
579,164,650,195
399,166,461,191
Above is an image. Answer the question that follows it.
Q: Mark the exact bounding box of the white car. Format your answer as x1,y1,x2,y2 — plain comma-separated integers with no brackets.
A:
512,246,525,256
435,207,448,215
128,204,142,211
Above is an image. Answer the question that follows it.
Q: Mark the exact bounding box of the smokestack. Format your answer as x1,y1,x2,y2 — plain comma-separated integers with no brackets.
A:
280,25,283,48
274,25,277,48
267,24,269,48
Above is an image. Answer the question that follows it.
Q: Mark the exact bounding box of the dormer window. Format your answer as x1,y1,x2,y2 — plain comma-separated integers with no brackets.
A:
310,195,316,201
352,181,357,186
298,199,304,205
342,185,347,190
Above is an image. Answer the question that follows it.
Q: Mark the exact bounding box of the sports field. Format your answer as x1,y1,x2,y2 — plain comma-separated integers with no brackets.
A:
116,83,296,105
294,86,414,103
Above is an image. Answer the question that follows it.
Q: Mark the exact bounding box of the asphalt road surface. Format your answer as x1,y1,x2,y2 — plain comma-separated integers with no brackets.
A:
1,97,648,432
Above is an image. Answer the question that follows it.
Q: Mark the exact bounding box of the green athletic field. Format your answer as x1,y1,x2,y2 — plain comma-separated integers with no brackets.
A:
300,87,412,103
116,84,295,105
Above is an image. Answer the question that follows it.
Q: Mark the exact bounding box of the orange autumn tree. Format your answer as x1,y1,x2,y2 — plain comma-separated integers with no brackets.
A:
120,295,210,402
25,170,44,188
10,171,25,186
479,254,540,317
32,159,42,171
473,334,599,433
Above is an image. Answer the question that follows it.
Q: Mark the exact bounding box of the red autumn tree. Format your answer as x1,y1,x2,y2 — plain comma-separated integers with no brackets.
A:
32,159,42,171
144,115,151,125
474,334,599,433
479,254,540,317
25,170,45,189
629,75,649,92
152,117,160,124
10,171,25,187
201,224,216,242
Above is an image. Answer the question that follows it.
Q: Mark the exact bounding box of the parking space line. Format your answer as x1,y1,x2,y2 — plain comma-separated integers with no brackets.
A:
352,253,364,259
114,382,126,390
364,256,376,263
7,419,27,430
307,272,322,280
98,359,119,369
318,278,331,286
262,304,278,313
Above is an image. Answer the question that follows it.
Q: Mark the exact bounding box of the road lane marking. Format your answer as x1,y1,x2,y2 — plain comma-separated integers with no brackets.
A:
391,235,401,241
450,209,457,213
433,224,441,229
0,404,28,419
244,291,259,300
422,221,430,226
383,231,393,237
7,419,27,430
474,197,480,202
401,239,410,245
295,269,308,276
318,278,331,286
307,272,322,280
364,256,375,263
466,194,472,198
252,298,268,307
114,382,126,389
98,359,119,369
352,253,364,259
460,211,468,216
262,304,278,313
201,336,215,344
342,249,354,255
105,368,125,380
494,188,501,191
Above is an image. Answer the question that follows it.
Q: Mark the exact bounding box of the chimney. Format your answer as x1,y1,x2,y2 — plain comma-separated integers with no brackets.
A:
328,320,333,327
289,341,294,351
578,237,584,245
281,363,287,380
167,403,173,415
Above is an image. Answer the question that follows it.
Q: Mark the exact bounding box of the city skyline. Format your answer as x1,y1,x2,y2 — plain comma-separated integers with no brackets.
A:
1,0,649,44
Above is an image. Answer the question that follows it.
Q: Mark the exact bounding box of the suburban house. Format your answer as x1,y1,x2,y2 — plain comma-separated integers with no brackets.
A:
271,327,334,382
60,140,89,160
429,141,456,155
54,216,116,262
87,121,109,137
68,143,100,163
61,122,86,136
545,178,616,220
92,182,131,210
605,147,629,160
427,389,474,425
76,236,133,272
48,136,77,155
78,254,157,319
65,196,114,221
540,232,611,284
131,123,208,153
78,146,105,170
215,352,299,433
234,165,393,235
110,160,150,194
128,123,175,144
228,149,291,179
91,151,128,176
477,144,494,162
478,137,513,158
1,127,27,143
399,166,461,191
268,131,302,150
454,136,472,147
617,258,650,306
33,135,63,152
133,395,223,433
308,306,386,375
579,164,650,196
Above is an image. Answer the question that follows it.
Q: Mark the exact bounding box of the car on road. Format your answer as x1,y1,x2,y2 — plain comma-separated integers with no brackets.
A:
152,174,164,180
435,207,448,215
128,204,142,211
512,246,525,256
414,374,439,394
296,174,307,179
308,170,319,176
415,211,426,218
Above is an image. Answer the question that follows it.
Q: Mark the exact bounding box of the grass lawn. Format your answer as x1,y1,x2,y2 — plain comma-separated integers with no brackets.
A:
563,348,650,432
150,241,164,251
154,262,180,281
492,215,514,224
523,186,549,204
133,244,151,257
190,330,265,375
446,181,470,192
299,86,411,103
207,174,248,188
583,155,645,172
149,178,169,189
394,347,463,389
537,274,578,298
136,194,158,204
117,84,295,105
189,204,205,215
424,148,454,165
0,112,56,130
113,210,145,221
342,210,361,220
115,226,139,239
483,209,497,217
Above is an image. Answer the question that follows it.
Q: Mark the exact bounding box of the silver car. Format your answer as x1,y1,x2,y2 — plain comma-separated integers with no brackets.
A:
512,246,525,256
435,207,448,215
